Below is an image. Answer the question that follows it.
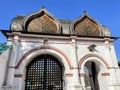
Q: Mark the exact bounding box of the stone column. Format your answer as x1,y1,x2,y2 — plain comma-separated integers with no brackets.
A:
69,36,82,90
3,33,20,90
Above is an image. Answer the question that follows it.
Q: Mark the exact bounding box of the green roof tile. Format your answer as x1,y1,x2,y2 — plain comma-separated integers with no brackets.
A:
0,43,10,55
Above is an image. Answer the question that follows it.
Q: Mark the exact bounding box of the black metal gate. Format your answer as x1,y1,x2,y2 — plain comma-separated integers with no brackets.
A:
25,54,63,90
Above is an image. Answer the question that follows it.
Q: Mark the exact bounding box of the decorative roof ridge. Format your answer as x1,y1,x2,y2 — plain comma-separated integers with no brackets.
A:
59,19,72,23
14,15,25,19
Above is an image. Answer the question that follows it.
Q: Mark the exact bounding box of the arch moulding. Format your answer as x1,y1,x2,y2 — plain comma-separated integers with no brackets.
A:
78,54,110,70
15,46,72,70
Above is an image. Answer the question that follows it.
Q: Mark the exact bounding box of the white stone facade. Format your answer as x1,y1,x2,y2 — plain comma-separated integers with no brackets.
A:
0,33,119,90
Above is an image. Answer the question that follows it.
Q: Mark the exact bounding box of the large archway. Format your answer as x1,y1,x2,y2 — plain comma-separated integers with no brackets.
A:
25,54,63,90
79,55,109,90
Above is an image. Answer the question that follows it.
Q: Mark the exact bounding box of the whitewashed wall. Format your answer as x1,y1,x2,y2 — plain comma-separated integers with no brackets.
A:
1,33,120,90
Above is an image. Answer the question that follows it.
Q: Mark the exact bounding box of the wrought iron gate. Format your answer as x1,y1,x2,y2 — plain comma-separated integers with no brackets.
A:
25,54,63,90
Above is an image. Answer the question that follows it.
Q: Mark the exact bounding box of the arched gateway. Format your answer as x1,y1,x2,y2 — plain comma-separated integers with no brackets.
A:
1,7,120,90
25,54,63,90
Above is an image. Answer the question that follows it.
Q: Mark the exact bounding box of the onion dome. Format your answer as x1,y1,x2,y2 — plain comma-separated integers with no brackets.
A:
71,11,110,37
23,7,61,34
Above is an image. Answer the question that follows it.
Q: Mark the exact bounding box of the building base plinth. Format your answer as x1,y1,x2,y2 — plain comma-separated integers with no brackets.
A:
66,83,83,90
109,83,120,90
86,86,91,90
2,85,14,90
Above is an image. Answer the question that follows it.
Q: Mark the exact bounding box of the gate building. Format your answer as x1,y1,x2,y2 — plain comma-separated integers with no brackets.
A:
0,7,120,90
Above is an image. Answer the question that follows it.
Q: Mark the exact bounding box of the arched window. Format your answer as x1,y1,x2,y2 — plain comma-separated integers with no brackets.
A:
25,54,63,90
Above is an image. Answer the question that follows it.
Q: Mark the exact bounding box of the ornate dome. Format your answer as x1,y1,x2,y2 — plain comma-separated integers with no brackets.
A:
23,7,61,34
72,12,103,37
10,8,111,37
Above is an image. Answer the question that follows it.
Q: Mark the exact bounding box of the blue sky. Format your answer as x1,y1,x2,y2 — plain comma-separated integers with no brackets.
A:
0,0,120,60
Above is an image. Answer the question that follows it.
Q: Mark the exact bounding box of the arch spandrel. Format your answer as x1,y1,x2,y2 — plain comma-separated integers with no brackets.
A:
23,8,60,34
15,46,72,73
72,13,103,36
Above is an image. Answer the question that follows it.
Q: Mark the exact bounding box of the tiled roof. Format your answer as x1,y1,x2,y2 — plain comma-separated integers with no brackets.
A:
0,43,10,55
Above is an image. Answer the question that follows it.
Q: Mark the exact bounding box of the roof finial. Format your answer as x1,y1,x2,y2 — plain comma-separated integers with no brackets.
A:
42,5,45,9
84,10,87,13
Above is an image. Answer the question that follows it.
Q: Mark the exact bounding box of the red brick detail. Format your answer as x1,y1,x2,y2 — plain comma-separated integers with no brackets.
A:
8,66,15,68
79,73,85,77
70,67,79,70
101,73,110,76
65,73,73,77
15,46,72,69
14,74,23,78
78,54,109,69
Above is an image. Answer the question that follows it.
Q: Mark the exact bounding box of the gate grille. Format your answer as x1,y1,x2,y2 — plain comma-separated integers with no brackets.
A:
25,55,63,90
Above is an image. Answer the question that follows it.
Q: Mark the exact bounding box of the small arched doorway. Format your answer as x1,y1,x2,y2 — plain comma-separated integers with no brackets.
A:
84,61,100,90
25,54,63,90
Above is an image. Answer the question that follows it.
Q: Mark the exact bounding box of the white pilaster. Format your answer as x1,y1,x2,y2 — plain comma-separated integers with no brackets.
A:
104,38,120,90
104,38,113,67
68,36,82,90
4,33,20,90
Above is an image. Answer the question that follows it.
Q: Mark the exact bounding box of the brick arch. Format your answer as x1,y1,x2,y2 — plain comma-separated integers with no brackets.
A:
78,54,109,69
15,46,72,69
